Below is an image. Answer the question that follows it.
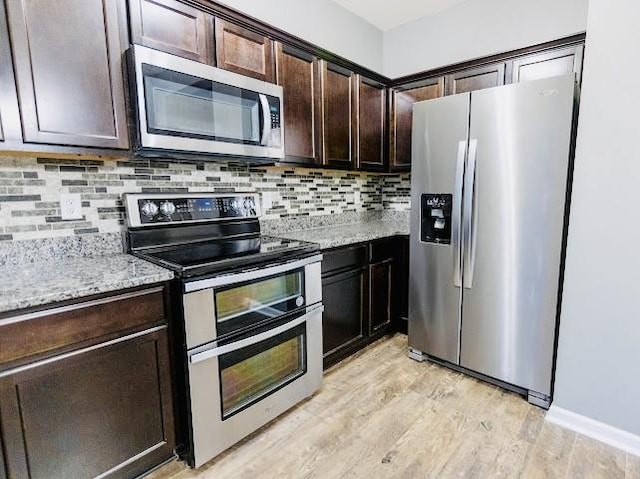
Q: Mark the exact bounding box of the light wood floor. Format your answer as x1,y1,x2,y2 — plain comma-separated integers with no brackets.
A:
150,334,639,479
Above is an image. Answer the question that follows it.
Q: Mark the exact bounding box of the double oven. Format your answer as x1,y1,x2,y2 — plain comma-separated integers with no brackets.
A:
125,193,322,468
183,256,323,467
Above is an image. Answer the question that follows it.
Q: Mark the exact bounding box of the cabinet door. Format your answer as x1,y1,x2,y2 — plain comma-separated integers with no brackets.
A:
275,43,321,166
357,76,387,171
0,328,174,479
0,0,21,146
6,0,130,149
445,63,505,95
508,45,584,85
389,77,444,171
214,18,274,82
321,61,356,169
322,268,366,357
369,259,393,334
129,0,213,64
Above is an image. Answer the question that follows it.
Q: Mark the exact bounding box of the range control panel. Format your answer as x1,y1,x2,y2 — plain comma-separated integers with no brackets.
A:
126,194,260,227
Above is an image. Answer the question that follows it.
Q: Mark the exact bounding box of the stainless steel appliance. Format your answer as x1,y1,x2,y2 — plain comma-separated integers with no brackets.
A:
128,44,284,160
125,193,322,467
408,75,577,408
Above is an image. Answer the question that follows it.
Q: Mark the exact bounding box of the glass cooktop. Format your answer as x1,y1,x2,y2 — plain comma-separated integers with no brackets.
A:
137,235,318,277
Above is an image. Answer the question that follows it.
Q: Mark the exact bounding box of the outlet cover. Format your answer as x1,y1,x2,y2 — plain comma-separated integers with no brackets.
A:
261,192,273,210
60,193,83,220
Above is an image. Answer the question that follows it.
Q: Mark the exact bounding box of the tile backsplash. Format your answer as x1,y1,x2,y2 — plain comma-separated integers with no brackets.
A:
0,155,411,242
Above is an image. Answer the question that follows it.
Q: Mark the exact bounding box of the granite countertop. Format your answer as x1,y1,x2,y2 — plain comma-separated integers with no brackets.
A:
0,254,174,314
279,219,410,250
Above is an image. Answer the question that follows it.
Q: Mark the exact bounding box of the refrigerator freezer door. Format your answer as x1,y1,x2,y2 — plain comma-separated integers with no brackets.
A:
459,75,575,395
408,93,470,364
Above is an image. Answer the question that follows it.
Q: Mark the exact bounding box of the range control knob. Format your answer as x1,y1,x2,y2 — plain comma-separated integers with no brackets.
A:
160,201,176,216
140,201,159,218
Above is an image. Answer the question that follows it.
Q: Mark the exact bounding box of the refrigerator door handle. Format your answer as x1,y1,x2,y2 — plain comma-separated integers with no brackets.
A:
452,140,466,287
463,139,478,289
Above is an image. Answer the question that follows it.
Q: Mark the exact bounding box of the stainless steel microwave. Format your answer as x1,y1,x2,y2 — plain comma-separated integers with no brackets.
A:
128,44,284,160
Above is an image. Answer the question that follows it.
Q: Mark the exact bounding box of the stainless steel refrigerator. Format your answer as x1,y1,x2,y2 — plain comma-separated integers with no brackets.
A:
407,74,576,408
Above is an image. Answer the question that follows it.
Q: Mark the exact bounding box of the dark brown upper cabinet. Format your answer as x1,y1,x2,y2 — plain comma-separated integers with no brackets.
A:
0,0,21,147
356,76,387,172
508,45,584,85
389,77,444,171
214,18,275,82
5,0,130,149
275,43,321,166
321,61,356,170
129,0,214,64
445,63,506,95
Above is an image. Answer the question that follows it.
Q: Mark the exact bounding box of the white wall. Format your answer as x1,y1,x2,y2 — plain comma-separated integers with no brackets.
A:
215,0,383,73
553,0,640,436
383,0,589,77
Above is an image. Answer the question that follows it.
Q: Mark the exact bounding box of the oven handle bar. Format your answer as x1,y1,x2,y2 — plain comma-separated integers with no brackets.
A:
189,305,324,364
184,254,323,292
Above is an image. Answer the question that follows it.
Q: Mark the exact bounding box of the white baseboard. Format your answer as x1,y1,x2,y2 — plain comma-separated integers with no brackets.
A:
546,405,640,457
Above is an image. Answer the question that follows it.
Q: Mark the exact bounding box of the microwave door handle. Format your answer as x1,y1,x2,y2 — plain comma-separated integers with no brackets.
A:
259,94,272,146
189,305,324,364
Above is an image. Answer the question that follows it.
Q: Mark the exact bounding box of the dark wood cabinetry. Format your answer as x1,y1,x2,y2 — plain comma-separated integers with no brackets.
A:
129,0,214,64
508,45,584,84
275,43,321,166
356,76,387,171
321,61,356,169
214,18,274,82
0,0,20,147
445,63,505,95
0,287,174,479
322,238,406,367
389,78,444,171
5,0,130,149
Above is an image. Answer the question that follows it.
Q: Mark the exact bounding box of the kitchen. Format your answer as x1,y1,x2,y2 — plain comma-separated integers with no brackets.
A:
0,0,638,478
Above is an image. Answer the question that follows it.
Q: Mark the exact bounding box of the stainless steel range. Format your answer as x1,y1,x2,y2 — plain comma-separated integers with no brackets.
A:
124,193,323,468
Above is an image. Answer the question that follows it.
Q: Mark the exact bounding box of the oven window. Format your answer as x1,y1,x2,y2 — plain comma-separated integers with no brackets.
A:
142,64,261,145
219,322,306,419
215,269,305,336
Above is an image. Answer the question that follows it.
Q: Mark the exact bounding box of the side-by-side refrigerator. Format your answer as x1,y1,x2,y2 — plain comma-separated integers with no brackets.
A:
408,74,576,408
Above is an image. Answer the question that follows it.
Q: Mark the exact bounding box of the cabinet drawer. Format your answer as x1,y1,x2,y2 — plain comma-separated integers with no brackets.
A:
321,245,367,275
369,238,397,263
0,287,166,367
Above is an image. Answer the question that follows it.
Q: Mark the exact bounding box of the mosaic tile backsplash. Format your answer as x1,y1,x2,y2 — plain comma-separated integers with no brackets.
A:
0,155,411,242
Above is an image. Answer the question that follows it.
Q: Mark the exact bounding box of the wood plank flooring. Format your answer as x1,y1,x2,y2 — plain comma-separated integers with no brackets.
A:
150,334,637,479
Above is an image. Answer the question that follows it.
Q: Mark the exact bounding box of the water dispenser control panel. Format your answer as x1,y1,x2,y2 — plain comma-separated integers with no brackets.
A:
420,194,452,244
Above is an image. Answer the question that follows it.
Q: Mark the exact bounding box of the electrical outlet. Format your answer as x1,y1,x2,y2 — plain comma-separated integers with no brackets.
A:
261,192,273,210
60,193,83,220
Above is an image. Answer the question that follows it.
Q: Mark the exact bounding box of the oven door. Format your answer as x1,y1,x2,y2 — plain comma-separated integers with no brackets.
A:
187,304,323,467
182,254,322,348
129,44,284,159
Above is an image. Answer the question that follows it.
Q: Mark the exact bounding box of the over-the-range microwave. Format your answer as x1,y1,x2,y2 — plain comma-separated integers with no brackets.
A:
128,44,284,160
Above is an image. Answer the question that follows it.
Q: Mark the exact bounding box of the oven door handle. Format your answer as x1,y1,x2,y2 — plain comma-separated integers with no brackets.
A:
189,305,324,364
184,254,323,292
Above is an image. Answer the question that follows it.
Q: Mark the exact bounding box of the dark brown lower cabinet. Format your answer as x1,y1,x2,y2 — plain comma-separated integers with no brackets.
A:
0,327,174,479
322,260,367,366
322,238,407,368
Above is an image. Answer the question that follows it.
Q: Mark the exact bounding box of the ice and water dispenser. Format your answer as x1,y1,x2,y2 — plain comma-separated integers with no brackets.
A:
420,194,452,244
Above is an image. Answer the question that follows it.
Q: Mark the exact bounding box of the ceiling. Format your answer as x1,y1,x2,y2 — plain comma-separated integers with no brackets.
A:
331,0,471,31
